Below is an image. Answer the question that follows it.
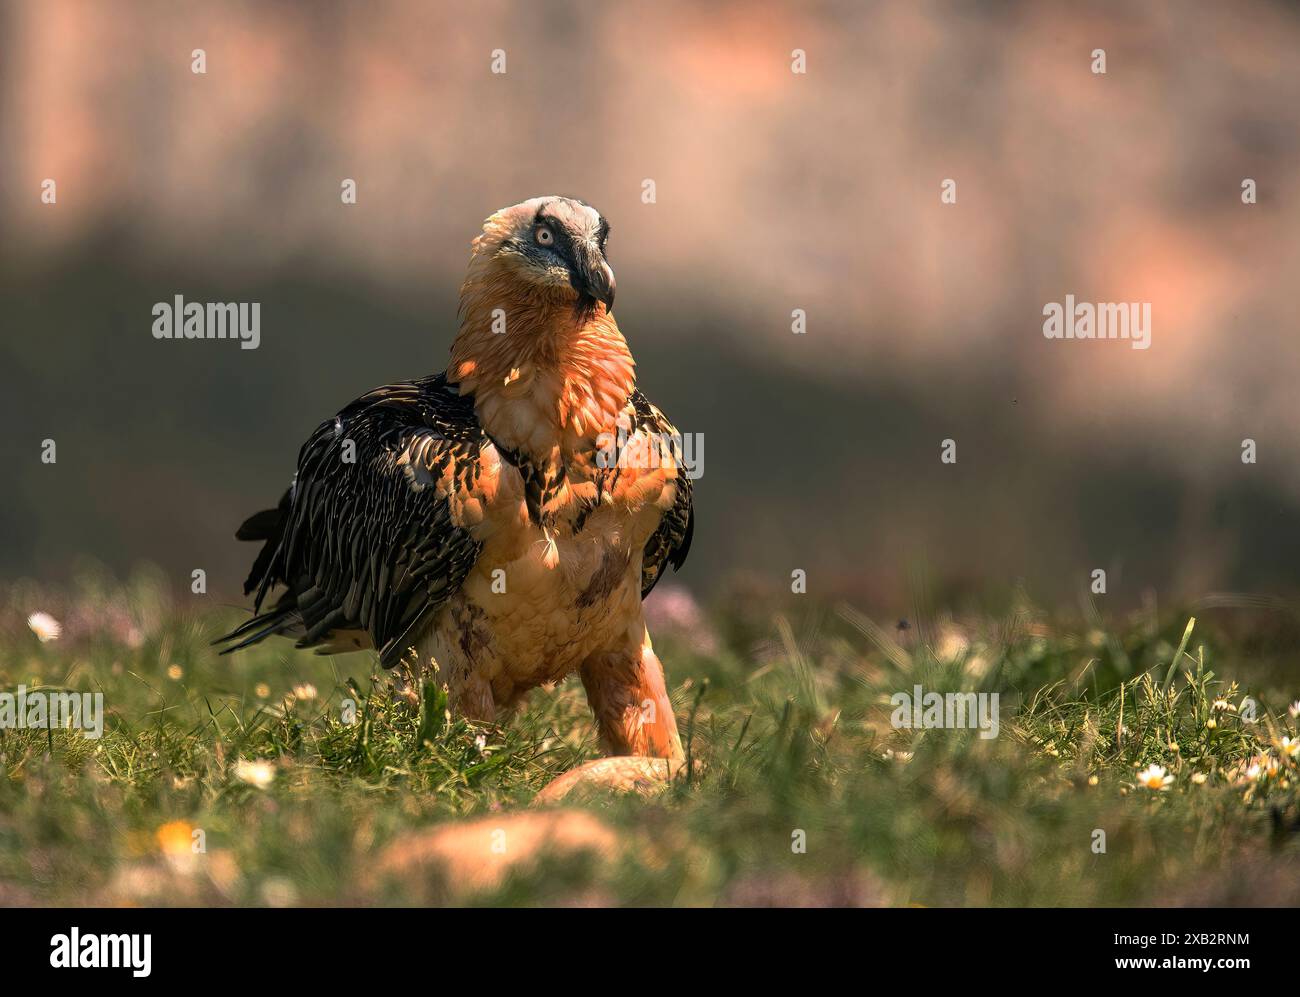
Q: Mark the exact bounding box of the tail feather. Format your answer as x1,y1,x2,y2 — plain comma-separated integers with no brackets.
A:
217,489,297,652
235,507,283,541
238,490,291,600
212,604,299,654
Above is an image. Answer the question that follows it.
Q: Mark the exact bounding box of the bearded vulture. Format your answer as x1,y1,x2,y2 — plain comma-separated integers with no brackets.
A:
216,197,694,796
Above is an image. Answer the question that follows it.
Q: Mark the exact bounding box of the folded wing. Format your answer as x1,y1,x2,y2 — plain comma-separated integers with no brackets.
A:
631,389,695,597
215,373,486,668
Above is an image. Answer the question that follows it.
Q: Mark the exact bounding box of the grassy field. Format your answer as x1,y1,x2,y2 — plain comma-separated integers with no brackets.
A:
2,570,1299,907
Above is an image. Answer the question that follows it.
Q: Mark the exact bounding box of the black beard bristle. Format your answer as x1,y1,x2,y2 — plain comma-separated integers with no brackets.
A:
573,293,599,321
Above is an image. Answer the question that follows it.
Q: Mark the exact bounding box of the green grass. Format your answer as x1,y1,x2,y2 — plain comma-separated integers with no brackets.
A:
2,576,1299,906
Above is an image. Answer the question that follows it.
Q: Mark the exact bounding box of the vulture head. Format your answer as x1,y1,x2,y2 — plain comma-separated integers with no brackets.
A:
465,196,615,317
451,196,635,460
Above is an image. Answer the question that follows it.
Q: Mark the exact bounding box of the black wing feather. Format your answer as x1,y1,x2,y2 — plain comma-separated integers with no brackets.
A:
215,373,486,668
631,389,695,597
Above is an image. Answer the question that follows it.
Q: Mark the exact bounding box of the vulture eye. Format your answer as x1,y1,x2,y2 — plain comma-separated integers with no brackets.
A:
534,226,554,247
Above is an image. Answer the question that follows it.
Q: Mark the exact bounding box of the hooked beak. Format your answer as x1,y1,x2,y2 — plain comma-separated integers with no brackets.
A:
572,249,616,313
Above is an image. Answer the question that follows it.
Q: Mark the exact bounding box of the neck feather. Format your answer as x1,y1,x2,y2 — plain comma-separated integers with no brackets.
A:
449,270,636,465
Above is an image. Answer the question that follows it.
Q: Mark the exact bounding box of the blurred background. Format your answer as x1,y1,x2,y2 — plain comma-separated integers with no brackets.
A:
3,0,1300,620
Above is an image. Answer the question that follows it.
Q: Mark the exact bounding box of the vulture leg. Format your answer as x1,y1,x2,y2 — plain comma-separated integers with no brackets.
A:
578,631,682,758
534,627,685,803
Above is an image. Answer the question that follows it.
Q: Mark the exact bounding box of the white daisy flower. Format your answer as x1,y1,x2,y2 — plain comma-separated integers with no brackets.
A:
1135,763,1174,791
26,612,62,643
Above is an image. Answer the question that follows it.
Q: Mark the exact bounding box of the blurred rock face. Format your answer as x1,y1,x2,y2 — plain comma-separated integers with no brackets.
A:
4,0,1300,606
